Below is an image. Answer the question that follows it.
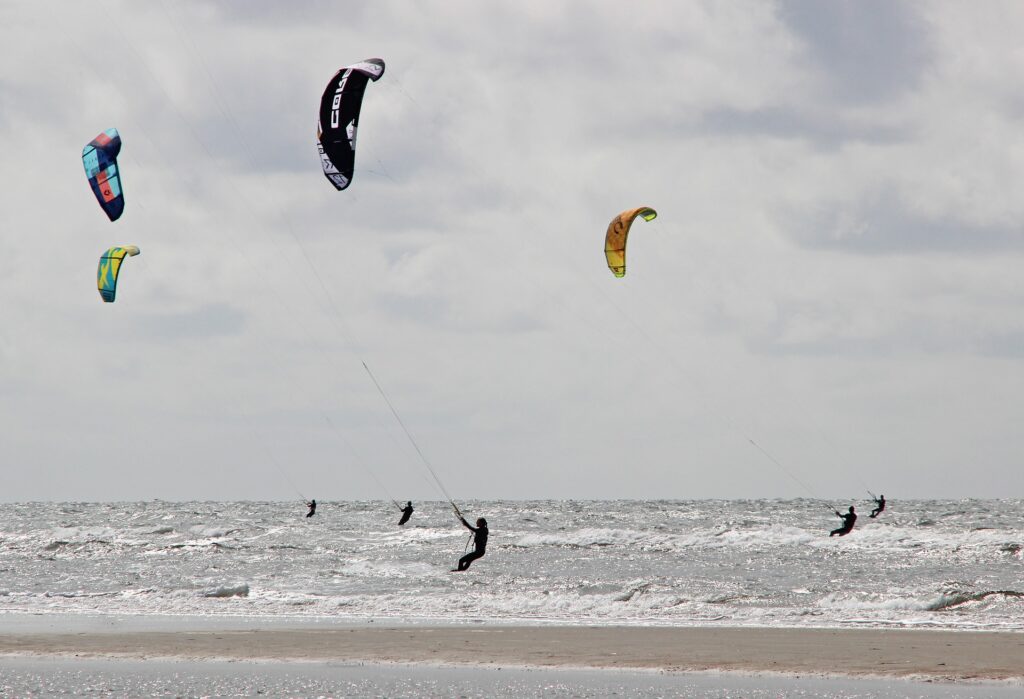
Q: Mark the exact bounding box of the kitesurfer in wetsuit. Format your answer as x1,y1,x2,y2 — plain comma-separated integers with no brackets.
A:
306,499,317,518
830,506,856,537
398,501,414,526
870,494,886,519
454,516,488,571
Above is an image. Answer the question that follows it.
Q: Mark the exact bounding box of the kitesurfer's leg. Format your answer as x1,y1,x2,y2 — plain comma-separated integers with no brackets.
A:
457,550,484,571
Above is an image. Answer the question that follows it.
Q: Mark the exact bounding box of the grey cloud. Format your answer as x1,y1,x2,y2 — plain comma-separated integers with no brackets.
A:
374,291,544,335
191,98,315,176
784,191,1024,254
0,78,72,134
978,330,1024,358
778,0,931,104
130,304,247,341
697,106,911,148
375,292,449,326
209,0,372,27
754,307,1024,359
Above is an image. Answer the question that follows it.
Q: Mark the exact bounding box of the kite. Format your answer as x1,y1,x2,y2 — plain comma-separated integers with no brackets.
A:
82,128,125,221
97,246,140,303
604,207,658,278
316,58,385,190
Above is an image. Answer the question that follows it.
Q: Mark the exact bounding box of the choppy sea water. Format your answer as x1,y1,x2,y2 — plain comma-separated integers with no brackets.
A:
0,499,1021,629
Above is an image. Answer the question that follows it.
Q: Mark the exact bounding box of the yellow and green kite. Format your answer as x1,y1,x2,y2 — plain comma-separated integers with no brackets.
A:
97,246,140,303
604,207,657,278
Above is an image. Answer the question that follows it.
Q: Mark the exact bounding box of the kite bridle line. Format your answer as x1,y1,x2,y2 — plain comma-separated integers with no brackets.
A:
238,411,308,505
319,414,406,507
362,361,459,507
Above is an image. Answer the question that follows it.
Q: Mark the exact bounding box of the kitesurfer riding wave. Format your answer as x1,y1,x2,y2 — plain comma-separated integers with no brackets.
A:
398,501,414,526
830,506,856,537
870,494,886,519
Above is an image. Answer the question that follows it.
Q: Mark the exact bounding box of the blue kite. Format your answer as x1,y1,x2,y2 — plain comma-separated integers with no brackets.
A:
82,128,125,221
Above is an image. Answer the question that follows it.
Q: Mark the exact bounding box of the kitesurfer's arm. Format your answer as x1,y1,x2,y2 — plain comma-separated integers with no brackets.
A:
460,516,477,532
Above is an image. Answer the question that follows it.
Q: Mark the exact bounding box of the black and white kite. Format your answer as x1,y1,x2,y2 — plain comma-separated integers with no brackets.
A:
316,58,385,191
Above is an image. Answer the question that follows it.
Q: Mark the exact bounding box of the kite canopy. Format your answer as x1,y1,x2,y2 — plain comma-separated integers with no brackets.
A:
604,206,658,278
97,245,140,303
82,128,125,221
316,58,385,191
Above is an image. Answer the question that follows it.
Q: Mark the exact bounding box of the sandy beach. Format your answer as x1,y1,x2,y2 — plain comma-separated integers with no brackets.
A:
0,626,1021,682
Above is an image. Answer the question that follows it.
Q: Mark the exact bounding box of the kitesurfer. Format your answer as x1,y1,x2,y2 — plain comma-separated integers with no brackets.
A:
454,515,488,571
306,499,317,518
829,506,856,537
870,494,886,519
398,501,414,526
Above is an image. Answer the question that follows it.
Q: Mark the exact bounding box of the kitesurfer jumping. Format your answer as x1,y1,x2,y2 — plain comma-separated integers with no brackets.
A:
870,494,886,519
306,499,317,518
454,515,488,571
830,506,856,537
398,501,414,526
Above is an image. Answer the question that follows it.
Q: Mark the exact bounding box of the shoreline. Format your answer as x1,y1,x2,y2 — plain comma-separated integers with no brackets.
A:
0,626,1021,682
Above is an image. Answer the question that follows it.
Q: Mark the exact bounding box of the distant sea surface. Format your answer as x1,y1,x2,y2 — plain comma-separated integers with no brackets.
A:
0,499,1021,629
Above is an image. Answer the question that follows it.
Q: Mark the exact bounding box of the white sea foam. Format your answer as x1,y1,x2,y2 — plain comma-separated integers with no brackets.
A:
333,559,439,579
514,527,649,548
187,526,235,538
0,499,1021,628
203,584,250,598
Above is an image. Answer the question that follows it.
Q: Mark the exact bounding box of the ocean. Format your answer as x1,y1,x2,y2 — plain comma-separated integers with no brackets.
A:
1,498,1021,630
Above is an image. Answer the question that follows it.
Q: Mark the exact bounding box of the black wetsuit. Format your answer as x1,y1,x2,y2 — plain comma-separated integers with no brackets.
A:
830,508,856,537
456,517,488,571
398,503,414,526
869,496,885,518
306,500,316,518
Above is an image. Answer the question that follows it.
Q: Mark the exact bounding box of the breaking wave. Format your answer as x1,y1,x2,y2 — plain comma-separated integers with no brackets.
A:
203,584,249,598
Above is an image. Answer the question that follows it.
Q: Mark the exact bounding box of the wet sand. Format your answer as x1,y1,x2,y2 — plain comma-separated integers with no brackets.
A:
0,626,1021,681
3,654,1024,699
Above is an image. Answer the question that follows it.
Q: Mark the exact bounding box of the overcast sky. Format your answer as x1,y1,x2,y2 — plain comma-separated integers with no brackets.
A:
1,1,1022,502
